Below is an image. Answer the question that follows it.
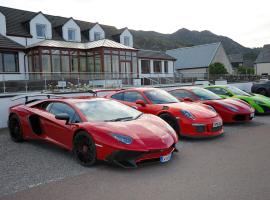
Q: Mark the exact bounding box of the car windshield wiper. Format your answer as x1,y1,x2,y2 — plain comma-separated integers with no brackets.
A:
134,113,143,120
105,117,134,122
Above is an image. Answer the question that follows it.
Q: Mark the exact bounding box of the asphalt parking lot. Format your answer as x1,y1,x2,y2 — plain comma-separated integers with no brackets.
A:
1,116,270,200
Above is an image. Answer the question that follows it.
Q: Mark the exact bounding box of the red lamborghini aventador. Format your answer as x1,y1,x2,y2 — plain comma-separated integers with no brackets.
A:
8,94,178,168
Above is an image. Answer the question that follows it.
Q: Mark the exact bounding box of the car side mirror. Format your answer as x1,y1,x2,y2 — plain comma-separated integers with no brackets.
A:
135,99,146,107
55,113,70,124
182,97,193,102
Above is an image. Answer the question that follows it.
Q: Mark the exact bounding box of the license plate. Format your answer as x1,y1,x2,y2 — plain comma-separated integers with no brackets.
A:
160,153,172,163
250,113,255,118
213,121,222,128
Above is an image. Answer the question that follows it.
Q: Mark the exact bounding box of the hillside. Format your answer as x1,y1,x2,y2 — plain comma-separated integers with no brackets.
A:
131,28,260,65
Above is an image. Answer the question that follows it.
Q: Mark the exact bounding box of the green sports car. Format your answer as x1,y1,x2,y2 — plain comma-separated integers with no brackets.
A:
205,85,270,114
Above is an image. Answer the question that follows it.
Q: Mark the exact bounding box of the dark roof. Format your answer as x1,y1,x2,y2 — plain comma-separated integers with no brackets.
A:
228,53,243,63
0,6,124,41
255,45,270,63
0,34,25,50
138,49,176,60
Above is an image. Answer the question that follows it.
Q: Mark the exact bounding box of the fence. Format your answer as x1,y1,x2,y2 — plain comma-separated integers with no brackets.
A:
0,72,267,93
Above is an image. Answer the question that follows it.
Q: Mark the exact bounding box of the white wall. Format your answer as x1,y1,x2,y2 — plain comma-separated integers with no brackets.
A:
89,24,105,41
255,63,270,75
120,29,133,47
211,45,233,74
29,13,52,40
62,19,81,42
0,12,6,35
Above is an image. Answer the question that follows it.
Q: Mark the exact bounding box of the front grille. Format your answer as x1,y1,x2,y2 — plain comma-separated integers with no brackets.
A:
193,125,206,133
233,115,247,121
212,126,222,132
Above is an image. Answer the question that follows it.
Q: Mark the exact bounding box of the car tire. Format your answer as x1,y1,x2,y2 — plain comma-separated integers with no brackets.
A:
159,113,180,136
73,131,96,166
257,88,268,96
8,114,24,143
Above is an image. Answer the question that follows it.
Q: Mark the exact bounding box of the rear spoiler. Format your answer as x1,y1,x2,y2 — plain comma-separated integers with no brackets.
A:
11,94,65,104
88,89,124,97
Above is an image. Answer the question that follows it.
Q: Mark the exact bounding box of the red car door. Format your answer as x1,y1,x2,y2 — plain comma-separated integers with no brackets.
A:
39,102,80,150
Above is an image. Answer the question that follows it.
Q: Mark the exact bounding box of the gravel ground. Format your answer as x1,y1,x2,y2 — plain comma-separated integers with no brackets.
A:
1,115,270,200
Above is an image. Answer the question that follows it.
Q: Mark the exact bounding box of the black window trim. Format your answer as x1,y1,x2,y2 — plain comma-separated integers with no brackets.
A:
0,51,19,73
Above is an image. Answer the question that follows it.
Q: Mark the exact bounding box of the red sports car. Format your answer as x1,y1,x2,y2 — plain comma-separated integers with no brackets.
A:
8,94,178,168
106,88,224,138
168,87,255,123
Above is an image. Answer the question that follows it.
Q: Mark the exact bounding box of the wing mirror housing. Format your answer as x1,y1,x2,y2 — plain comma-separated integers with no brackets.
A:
135,99,146,107
55,113,70,124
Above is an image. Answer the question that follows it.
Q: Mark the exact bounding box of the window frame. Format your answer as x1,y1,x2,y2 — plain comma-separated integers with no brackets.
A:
94,32,101,41
0,51,19,73
124,36,130,46
36,23,47,39
67,28,76,41
153,60,162,73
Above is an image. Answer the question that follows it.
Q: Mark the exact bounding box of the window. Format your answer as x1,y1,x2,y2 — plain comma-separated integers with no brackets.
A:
36,24,46,38
141,60,150,74
170,90,195,100
123,92,146,103
111,92,124,101
0,52,19,73
153,61,161,73
144,89,178,104
51,50,61,72
48,102,81,123
68,29,76,41
104,54,112,73
124,36,130,46
164,61,168,73
207,87,231,96
94,32,101,41
41,54,51,72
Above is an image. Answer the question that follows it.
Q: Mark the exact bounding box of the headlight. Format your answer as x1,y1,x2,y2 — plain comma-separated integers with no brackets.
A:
207,105,217,113
112,133,133,145
181,110,196,120
224,105,239,112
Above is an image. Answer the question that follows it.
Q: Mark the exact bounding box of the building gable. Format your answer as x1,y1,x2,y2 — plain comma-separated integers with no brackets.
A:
29,12,52,39
89,23,105,41
62,18,81,42
120,28,133,47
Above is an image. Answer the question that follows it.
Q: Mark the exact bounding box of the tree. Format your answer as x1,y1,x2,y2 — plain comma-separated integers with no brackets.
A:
209,62,228,74
237,66,255,75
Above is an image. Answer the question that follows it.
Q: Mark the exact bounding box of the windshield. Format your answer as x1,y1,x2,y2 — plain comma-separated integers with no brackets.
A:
227,86,251,96
191,88,222,100
75,100,142,122
144,89,179,104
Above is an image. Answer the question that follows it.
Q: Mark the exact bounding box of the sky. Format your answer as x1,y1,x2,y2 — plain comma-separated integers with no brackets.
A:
0,0,269,48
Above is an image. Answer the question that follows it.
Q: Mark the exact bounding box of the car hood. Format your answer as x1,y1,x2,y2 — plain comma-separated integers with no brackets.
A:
162,102,217,118
205,98,252,111
237,94,270,104
93,114,177,150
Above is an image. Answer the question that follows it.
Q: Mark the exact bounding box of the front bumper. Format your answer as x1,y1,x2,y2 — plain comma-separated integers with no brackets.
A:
106,145,176,168
179,116,224,138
